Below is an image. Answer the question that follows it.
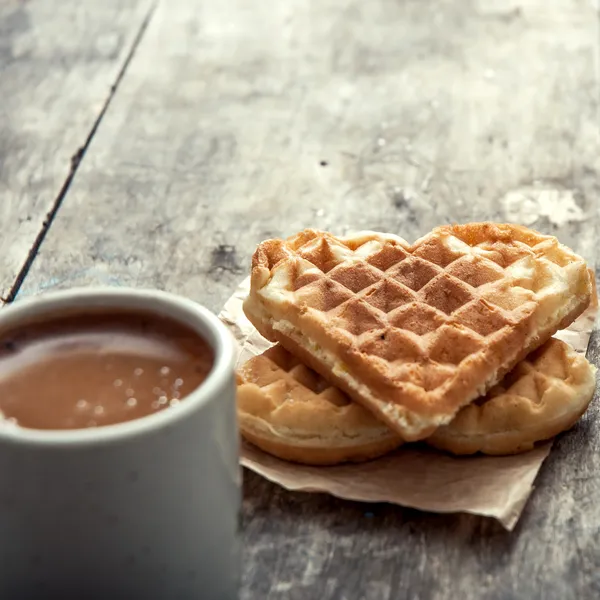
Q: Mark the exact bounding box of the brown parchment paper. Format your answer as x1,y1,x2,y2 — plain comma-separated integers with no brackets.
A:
219,278,597,530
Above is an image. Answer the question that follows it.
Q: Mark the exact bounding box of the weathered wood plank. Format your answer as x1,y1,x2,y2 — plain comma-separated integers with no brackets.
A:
17,0,600,598
0,0,155,300
18,0,599,310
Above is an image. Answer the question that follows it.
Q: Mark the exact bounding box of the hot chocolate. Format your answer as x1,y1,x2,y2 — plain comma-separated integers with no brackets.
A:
0,310,214,430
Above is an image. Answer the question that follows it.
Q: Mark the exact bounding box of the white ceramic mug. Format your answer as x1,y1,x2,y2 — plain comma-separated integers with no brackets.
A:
0,288,241,599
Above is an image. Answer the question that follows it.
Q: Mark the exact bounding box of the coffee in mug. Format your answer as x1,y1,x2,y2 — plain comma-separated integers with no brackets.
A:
0,311,214,430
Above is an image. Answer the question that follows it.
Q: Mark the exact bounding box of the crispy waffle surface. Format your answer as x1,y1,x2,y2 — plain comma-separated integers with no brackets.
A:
427,338,597,455
244,223,592,441
237,345,403,465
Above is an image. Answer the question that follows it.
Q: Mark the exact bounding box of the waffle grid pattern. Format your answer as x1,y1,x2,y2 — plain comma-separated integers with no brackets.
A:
476,337,575,406
244,346,351,411
272,227,578,394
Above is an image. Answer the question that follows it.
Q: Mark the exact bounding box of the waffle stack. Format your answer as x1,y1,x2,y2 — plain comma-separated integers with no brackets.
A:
237,223,596,465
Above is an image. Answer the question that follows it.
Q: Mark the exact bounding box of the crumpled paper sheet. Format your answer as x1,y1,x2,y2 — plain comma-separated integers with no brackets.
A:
219,278,597,530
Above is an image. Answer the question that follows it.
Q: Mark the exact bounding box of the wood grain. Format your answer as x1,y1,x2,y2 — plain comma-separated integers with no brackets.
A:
15,0,600,598
0,0,155,300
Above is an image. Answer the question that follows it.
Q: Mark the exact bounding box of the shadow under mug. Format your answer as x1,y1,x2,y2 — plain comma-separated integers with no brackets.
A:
0,288,241,600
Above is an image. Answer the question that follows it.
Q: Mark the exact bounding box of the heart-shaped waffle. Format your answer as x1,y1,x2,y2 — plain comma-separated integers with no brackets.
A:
244,223,592,441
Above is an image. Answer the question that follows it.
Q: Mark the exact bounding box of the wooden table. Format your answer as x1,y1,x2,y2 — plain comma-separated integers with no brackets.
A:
2,1,599,597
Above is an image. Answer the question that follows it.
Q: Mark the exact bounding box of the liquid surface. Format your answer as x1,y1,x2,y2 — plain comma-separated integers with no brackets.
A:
0,311,214,430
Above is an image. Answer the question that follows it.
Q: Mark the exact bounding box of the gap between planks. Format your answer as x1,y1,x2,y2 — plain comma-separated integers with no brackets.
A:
0,0,159,305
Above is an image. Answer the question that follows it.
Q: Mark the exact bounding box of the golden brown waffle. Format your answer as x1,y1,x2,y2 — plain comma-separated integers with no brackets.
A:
427,338,597,455
237,345,402,465
244,223,592,441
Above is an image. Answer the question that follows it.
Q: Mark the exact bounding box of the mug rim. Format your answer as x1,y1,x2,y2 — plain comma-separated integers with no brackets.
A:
0,287,237,448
